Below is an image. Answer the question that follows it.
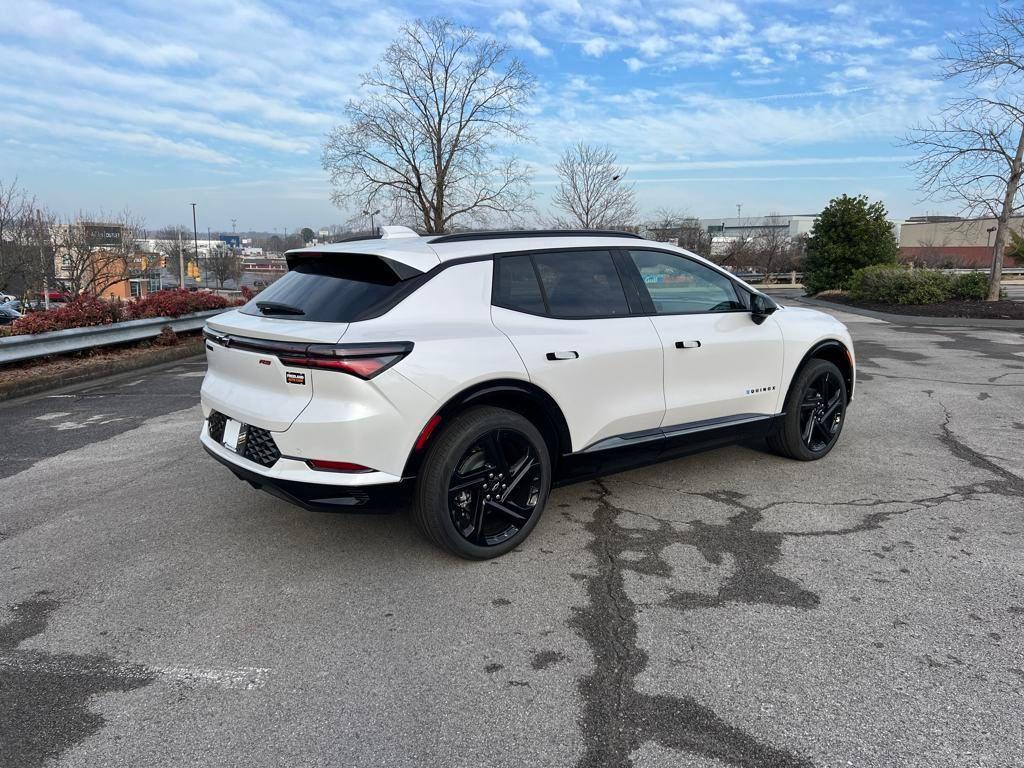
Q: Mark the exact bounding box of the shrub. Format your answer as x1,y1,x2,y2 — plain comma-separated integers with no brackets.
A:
127,289,231,319
803,194,899,294
9,296,124,335
951,272,989,301
4,290,234,336
849,265,953,304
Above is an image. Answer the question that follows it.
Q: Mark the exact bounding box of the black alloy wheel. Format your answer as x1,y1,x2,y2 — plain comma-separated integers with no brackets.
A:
767,358,848,461
447,429,543,547
798,369,844,453
413,406,552,559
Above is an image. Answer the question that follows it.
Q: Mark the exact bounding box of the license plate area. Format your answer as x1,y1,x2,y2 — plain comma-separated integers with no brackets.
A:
222,418,246,452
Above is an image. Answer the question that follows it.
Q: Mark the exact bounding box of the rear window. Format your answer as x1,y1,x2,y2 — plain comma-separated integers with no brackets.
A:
240,257,409,323
533,250,630,318
494,255,546,314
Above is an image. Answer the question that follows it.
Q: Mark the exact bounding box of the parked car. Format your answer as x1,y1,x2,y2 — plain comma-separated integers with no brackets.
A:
0,292,16,304
200,228,855,559
0,305,22,325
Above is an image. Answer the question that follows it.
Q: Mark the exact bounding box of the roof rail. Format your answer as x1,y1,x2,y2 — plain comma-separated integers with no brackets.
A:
332,233,383,243
428,229,644,245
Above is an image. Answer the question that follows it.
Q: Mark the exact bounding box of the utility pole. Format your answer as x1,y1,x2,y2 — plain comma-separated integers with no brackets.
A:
207,227,212,289
736,203,743,221
231,218,237,234
36,209,50,310
178,230,185,289
190,203,199,289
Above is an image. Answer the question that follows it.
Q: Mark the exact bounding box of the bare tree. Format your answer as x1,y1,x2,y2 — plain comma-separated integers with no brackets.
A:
748,214,790,280
905,5,1024,300
551,143,638,229
645,207,713,257
206,246,242,288
153,225,191,286
322,17,536,234
0,178,36,297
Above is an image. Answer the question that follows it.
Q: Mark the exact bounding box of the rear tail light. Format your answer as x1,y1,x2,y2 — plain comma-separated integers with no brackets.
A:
203,329,412,380
279,342,412,379
307,459,374,473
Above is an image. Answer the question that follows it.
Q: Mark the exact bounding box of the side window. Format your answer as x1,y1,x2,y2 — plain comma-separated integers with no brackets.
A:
533,250,630,318
629,250,744,314
494,255,545,314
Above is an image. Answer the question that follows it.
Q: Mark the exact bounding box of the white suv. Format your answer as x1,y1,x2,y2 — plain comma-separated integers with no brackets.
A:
200,227,854,558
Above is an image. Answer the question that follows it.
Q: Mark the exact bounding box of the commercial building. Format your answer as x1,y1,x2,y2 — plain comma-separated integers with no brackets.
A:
899,216,1021,268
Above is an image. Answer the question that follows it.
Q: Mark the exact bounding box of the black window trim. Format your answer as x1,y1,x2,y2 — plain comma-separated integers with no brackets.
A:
491,247,638,321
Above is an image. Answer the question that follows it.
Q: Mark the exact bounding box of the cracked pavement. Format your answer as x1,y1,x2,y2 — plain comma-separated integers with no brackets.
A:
1,306,1022,767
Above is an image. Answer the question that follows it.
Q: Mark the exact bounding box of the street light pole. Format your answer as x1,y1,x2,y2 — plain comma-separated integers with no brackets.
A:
190,203,199,289
362,208,381,235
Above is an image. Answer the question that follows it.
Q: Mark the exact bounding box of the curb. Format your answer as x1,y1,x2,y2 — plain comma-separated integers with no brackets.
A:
0,340,206,403
786,295,1024,329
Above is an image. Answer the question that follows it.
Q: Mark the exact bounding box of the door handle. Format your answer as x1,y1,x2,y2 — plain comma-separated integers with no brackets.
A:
675,340,702,349
546,351,579,360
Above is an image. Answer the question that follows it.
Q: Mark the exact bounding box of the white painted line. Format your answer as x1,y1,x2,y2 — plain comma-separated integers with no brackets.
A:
0,654,270,690
35,412,71,421
177,371,205,378
122,379,146,387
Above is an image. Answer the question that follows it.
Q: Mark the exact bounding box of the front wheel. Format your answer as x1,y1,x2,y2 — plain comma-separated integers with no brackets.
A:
413,406,551,559
768,359,847,461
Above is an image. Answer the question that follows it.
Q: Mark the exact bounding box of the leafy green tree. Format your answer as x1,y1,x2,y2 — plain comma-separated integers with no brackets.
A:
803,194,898,294
301,227,315,244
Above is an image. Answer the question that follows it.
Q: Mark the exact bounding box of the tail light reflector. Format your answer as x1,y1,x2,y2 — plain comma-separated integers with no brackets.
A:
307,459,374,473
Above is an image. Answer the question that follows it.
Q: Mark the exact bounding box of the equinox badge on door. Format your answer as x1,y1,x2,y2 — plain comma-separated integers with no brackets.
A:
286,372,306,385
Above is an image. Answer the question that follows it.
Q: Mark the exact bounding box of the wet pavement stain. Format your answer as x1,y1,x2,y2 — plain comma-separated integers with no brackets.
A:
569,481,816,768
531,650,566,670
0,592,155,768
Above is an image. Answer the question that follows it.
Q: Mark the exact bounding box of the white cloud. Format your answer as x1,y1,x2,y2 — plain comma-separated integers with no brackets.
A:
625,57,648,72
496,10,530,29
908,44,940,61
662,1,747,29
507,31,552,57
582,37,614,56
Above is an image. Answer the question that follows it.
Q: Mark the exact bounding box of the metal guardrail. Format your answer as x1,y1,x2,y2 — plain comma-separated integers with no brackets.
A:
0,309,226,365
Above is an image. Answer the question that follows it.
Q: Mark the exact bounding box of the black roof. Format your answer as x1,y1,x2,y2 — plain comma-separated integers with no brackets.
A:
428,229,643,244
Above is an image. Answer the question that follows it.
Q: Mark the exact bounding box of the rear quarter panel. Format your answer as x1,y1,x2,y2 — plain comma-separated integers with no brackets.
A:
339,259,531,418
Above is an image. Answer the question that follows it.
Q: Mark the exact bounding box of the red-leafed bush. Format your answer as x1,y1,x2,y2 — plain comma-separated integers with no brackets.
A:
5,290,234,336
127,289,232,319
9,296,124,335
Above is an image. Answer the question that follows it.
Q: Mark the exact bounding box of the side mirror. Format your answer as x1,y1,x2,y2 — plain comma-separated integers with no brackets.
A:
750,293,777,325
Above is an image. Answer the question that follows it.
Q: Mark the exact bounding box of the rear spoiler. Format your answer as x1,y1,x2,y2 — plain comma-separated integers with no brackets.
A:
284,250,423,280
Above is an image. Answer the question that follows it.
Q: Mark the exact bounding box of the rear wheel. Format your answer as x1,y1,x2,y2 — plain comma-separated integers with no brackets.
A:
768,359,847,461
413,406,551,559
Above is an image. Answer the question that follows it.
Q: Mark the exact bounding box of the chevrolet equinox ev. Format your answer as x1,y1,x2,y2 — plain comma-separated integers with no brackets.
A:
200,227,855,559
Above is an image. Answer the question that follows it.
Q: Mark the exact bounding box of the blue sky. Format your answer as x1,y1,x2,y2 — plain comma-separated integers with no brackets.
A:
0,0,983,232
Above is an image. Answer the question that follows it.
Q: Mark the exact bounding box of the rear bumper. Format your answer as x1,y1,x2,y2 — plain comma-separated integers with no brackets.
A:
201,439,408,514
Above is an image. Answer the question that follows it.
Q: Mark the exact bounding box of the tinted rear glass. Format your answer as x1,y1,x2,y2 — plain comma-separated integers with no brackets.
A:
240,258,407,323
494,255,545,314
533,250,629,318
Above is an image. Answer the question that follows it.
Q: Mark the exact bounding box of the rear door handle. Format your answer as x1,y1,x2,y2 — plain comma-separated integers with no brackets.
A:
675,340,702,349
546,351,579,360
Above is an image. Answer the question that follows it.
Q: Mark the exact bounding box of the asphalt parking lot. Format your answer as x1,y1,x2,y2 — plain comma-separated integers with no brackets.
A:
1,300,1022,768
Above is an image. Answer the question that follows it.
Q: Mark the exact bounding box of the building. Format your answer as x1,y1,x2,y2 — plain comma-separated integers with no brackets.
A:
700,214,818,240
53,220,158,300
899,216,1021,268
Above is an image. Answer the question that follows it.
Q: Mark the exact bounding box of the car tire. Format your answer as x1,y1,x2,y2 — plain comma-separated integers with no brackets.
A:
412,406,552,559
767,358,847,461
